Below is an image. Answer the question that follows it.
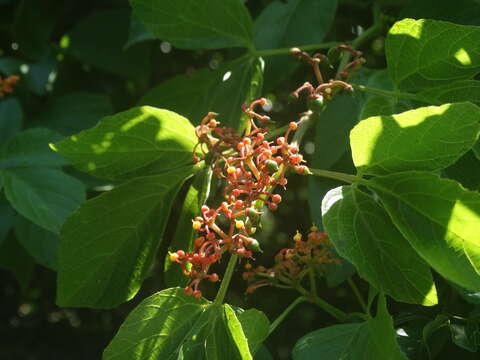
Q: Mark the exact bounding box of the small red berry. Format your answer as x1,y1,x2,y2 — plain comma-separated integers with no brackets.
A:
268,202,278,211
193,290,202,299
272,194,282,203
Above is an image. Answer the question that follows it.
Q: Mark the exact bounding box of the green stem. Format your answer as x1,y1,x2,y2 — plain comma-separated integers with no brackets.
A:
308,268,317,297
214,254,238,305
307,167,360,184
347,277,367,313
295,284,349,322
352,84,430,103
268,296,307,335
255,41,343,58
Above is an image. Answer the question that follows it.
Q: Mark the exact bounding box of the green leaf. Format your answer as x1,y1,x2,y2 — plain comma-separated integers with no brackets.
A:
64,9,151,82
2,167,85,234
400,0,480,26
1,128,66,168
0,195,15,246
351,103,480,176
386,19,480,91
130,0,254,50
52,107,197,180
474,140,480,160
366,171,480,291
0,235,35,291
34,92,113,136
103,288,253,359
56,167,193,308
445,150,480,191
15,216,59,270
418,80,480,106
124,14,155,50
422,314,450,358
140,55,263,129
0,97,23,143
292,295,407,359
165,166,212,287
322,185,437,306
360,95,415,119
254,0,337,87
237,309,270,354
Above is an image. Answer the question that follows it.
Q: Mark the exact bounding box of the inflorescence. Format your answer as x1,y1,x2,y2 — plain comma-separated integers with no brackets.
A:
170,98,307,298
0,75,20,98
243,227,341,294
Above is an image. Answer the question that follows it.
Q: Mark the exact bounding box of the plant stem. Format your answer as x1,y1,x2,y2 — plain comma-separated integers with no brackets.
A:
308,268,317,297
255,42,343,58
347,277,367,313
351,84,431,103
214,254,238,305
268,296,307,335
307,167,360,184
295,284,349,321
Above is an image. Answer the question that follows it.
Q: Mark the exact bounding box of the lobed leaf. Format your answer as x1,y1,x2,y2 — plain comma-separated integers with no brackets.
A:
367,171,480,291
351,103,480,175
322,185,437,306
386,19,480,90
103,288,256,359
56,166,193,308
52,106,197,180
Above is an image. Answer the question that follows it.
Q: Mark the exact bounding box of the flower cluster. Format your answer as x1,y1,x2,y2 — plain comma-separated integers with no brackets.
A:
170,99,307,298
0,75,20,97
243,227,341,294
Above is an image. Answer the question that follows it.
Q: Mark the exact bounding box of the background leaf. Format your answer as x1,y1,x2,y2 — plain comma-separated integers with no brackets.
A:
53,107,197,180
0,97,23,143
2,167,85,234
56,167,193,308
237,308,271,354
140,55,263,129
130,0,254,50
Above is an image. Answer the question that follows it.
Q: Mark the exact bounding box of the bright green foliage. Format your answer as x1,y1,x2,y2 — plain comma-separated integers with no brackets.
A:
140,56,263,129
2,167,85,234
292,295,407,359
350,103,480,175
53,107,197,180
103,288,264,359
164,166,212,287
57,167,194,308
130,0,254,50
367,171,480,291
418,80,480,106
322,186,437,306
386,19,480,90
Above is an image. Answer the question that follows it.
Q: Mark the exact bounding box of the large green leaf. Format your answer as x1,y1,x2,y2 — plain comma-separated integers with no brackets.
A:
165,166,212,287
63,9,151,82
34,92,113,136
52,107,197,180
418,80,480,106
140,56,263,129
400,0,480,26
1,128,66,168
103,287,253,359
254,0,337,87
360,95,415,119
0,97,23,144
366,171,480,291
124,13,155,49
130,0,253,50
292,295,407,359
322,185,437,306
15,216,59,270
445,150,480,191
56,166,193,308
2,167,85,234
351,103,480,176
386,19,480,91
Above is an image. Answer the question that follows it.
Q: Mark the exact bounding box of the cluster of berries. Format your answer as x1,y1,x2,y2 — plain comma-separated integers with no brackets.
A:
0,75,20,97
243,227,341,294
170,99,307,298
